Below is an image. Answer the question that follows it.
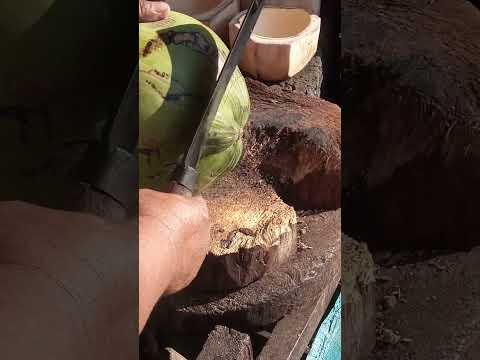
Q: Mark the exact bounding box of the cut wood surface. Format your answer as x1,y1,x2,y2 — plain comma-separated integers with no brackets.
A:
188,156,298,292
206,172,296,260
342,0,480,249
229,7,320,81
155,210,340,334
196,326,253,360
246,78,341,210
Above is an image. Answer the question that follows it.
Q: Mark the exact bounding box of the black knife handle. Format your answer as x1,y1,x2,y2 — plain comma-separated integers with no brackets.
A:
167,163,197,197
166,181,193,197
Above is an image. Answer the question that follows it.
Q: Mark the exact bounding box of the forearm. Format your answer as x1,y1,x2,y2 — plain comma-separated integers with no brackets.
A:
138,190,211,332
0,265,98,359
1,264,139,359
0,203,139,359
138,214,175,332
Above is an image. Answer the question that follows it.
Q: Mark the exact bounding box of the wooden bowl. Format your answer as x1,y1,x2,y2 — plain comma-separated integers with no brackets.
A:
229,7,320,81
169,0,240,41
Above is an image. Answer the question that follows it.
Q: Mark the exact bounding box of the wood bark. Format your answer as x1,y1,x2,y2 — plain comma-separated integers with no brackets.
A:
246,78,341,210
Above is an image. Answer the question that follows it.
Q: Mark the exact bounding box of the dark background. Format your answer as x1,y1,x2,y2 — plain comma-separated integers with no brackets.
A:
0,1,139,359
341,0,480,358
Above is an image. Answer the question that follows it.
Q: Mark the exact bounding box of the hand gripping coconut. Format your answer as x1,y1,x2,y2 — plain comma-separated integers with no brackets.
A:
139,4,263,194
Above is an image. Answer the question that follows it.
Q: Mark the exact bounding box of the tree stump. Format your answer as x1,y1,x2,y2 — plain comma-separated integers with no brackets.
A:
246,78,341,210
156,210,340,335
189,164,298,292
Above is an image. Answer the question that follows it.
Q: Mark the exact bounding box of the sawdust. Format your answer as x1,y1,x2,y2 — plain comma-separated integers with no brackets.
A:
205,164,296,257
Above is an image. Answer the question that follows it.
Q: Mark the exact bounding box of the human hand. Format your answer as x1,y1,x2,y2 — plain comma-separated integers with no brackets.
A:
139,0,170,22
0,190,210,357
139,189,210,330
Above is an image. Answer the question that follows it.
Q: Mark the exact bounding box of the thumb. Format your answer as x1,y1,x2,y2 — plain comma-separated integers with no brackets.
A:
139,1,170,22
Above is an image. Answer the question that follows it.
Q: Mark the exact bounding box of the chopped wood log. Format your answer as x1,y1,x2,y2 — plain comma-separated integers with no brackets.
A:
196,326,253,360
342,0,480,250
155,210,340,335
342,234,376,360
189,161,298,292
246,78,341,210
171,76,342,293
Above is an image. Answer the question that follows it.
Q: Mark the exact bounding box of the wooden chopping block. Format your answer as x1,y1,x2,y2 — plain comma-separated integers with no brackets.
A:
188,76,341,291
156,210,340,334
188,159,298,292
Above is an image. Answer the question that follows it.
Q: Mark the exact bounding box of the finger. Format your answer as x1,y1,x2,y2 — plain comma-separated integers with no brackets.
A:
191,196,209,215
139,1,170,22
139,189,208,222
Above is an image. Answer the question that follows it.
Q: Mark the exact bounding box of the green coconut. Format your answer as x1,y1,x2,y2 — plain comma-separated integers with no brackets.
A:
139,11,250,192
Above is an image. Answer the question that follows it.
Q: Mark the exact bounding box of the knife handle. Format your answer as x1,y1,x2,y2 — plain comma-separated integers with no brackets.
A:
167,163,197,197
167,181,193,197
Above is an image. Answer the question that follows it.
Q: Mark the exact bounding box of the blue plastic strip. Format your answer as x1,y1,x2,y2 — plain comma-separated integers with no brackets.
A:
306,292,342,360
